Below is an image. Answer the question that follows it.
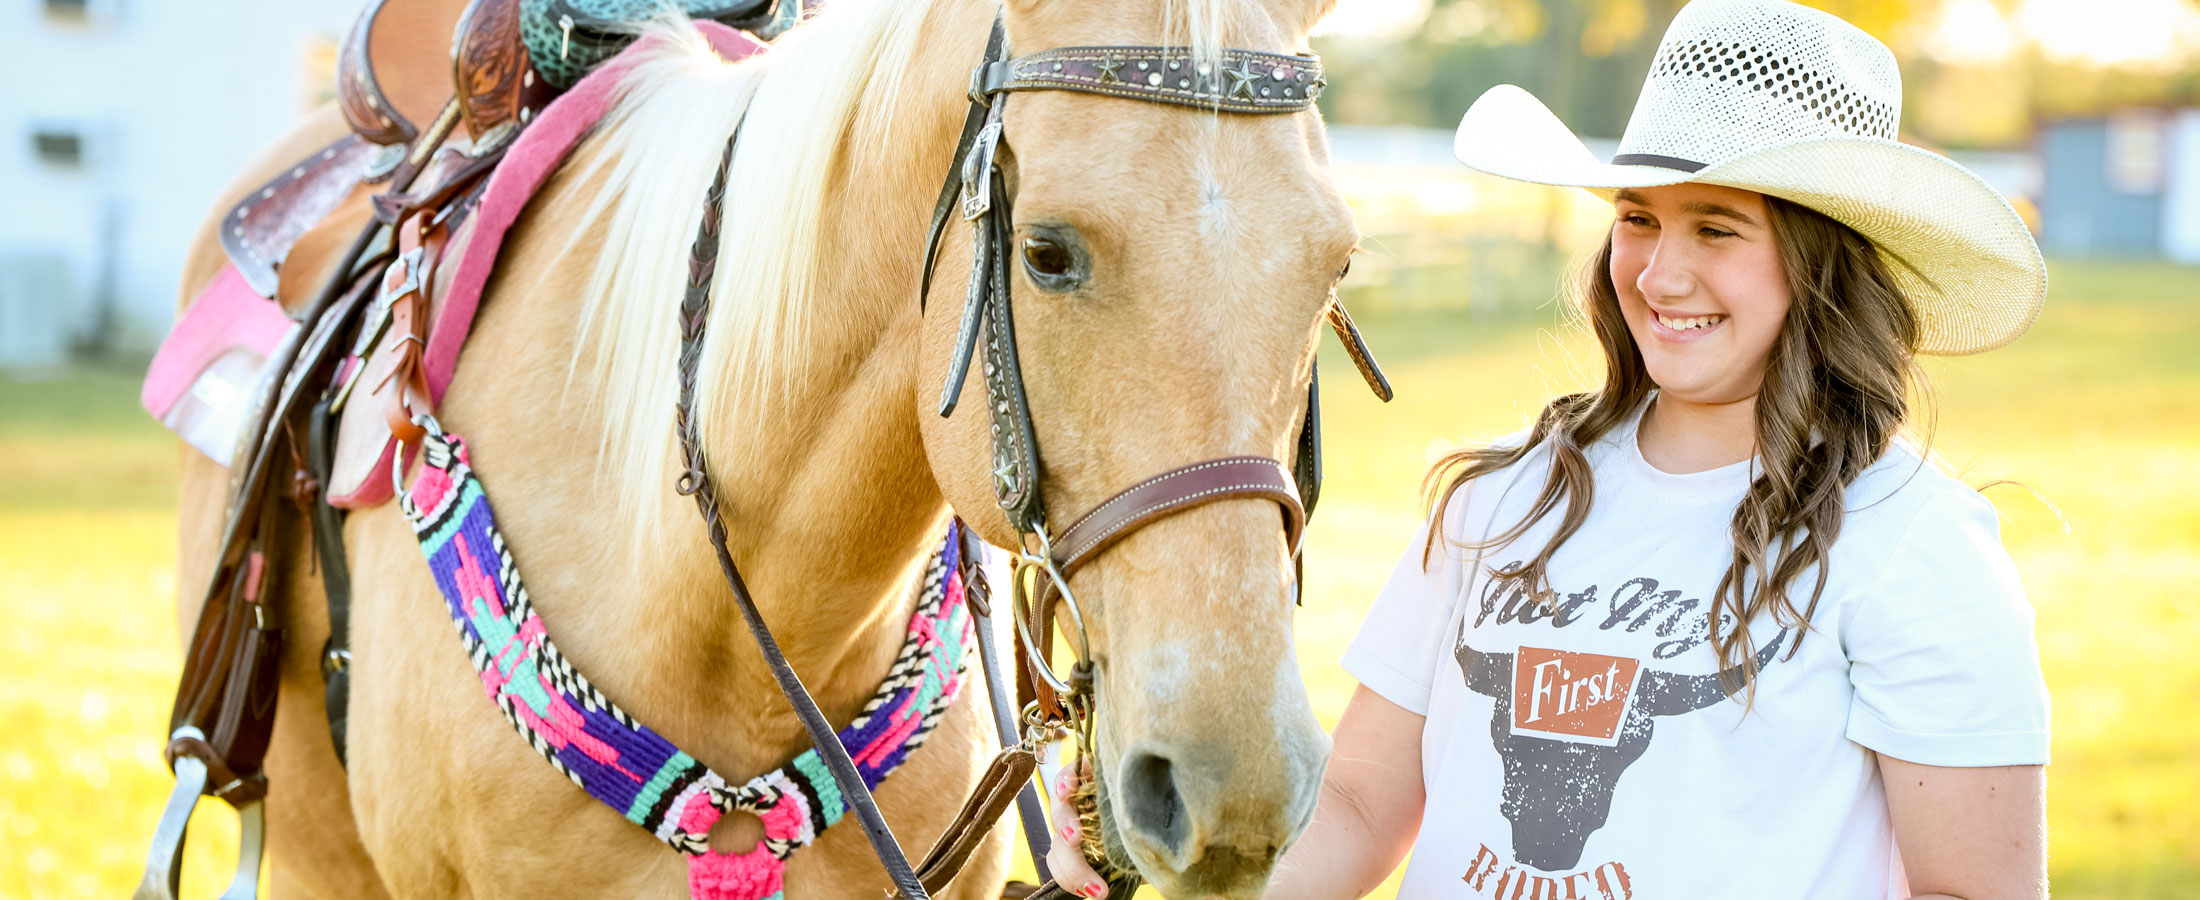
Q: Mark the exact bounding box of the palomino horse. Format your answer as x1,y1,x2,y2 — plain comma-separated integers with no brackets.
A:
169,0,1355,895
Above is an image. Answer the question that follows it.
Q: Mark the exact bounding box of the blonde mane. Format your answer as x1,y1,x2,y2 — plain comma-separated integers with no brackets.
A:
558,0,942,543
561,0,1255,545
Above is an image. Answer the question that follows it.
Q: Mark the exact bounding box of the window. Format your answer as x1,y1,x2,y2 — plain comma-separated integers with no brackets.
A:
33,130,85,168
2106,111,2167,195
43,0,90,22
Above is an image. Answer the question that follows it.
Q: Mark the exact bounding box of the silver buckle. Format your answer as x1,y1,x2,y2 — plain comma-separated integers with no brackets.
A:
960,118,1003,222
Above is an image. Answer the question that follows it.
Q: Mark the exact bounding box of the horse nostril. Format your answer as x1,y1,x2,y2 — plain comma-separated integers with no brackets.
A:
1118,748,1187,853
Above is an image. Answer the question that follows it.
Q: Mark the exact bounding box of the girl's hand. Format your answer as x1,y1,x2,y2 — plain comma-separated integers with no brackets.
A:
1043,758,1109,898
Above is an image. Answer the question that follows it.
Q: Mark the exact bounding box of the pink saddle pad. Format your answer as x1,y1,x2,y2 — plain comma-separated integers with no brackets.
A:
144,22,766,485
142,265,299,467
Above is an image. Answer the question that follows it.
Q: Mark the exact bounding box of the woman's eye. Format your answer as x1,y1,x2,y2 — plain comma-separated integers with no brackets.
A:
1699,226,1735,239
1621,214,1654,228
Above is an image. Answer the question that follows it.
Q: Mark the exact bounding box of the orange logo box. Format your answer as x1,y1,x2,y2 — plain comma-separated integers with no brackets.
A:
1510,646,1641,746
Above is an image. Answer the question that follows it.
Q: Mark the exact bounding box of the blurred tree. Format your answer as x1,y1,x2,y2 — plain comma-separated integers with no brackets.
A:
1312,0,2200,150
1319,0,1953,130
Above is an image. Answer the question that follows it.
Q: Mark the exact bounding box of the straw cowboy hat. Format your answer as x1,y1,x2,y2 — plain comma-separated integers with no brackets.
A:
1453,0,2045,355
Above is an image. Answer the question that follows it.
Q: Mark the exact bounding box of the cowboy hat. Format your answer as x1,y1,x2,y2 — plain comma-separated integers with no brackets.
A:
1452,0,2045,355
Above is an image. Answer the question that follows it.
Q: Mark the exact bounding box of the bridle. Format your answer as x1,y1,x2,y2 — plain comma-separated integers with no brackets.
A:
672,14,1391,900
915,17,1392,747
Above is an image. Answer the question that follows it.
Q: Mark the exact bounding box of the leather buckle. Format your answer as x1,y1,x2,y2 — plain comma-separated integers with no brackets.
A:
329,244,427,414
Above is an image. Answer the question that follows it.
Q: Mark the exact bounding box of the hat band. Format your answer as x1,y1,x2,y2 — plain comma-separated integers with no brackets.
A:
1612,153,1706,173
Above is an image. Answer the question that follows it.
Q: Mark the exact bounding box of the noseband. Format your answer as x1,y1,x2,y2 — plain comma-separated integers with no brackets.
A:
916,19,1390,731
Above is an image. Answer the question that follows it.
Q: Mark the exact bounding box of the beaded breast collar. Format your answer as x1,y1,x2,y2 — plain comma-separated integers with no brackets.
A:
396,419,975,900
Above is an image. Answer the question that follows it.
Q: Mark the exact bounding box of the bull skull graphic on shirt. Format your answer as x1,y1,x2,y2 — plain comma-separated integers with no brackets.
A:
1455,630,1789,870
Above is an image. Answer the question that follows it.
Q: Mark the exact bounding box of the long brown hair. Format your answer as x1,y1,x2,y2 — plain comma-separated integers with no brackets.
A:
1424,195,1922,692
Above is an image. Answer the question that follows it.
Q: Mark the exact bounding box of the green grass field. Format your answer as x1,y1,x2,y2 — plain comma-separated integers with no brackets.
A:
3,259,2195,898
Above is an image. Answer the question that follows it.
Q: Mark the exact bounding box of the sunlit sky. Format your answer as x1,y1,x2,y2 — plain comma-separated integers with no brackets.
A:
1313,0,2200,67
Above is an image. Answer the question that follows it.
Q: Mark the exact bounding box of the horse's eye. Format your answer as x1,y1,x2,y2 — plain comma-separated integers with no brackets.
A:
1336,257,1352,282
1025,239,1073,276
1022,237,1082,291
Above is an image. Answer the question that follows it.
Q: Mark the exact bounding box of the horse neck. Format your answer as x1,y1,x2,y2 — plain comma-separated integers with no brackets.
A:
554,5,990,772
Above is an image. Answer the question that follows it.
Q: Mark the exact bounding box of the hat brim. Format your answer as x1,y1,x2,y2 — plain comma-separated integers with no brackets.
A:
1453,84,2046,356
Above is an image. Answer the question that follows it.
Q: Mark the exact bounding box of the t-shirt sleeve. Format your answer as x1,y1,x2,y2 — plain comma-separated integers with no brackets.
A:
1342,501,1472,717
1842,486,2051,766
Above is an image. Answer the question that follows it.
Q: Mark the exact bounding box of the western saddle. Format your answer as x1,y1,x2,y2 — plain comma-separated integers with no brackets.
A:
139,1,780,898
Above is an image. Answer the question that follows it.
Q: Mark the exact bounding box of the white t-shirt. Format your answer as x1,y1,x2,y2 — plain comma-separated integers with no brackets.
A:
1342,403,2050,900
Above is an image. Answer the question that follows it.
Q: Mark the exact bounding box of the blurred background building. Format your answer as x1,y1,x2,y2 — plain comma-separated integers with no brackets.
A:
0,0,354,367
2038,110,2200,259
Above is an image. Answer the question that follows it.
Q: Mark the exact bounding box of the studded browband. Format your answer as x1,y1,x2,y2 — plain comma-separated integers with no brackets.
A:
974,46,1325,114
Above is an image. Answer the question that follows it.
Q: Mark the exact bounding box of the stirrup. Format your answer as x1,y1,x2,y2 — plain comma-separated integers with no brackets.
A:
135,729,268,900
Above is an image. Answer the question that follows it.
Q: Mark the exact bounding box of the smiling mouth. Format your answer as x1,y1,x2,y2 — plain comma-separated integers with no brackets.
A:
1654,312,1725,332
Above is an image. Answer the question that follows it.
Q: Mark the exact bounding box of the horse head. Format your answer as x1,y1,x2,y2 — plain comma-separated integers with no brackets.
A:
916,0,1356,895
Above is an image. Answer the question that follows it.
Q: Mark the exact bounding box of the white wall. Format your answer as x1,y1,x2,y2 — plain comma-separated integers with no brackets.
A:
0,0,360,359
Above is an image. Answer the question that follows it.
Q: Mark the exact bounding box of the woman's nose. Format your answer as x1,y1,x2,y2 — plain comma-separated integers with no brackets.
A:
1635,238,1695,303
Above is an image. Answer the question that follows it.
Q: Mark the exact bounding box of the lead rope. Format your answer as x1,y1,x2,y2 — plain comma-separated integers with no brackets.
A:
673,131,931,900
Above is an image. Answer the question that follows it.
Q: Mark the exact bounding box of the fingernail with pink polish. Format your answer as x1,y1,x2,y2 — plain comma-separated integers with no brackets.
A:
1085,884,1108,898
1060,824,1077,840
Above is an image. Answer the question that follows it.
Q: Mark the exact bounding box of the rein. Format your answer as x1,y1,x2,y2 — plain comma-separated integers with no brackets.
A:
672,130,944,898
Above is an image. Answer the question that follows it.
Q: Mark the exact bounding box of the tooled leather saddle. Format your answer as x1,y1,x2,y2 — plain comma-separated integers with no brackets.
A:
135,2,781,897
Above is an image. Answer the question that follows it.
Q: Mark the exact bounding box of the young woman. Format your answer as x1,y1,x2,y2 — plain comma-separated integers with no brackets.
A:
1044,0,2051,897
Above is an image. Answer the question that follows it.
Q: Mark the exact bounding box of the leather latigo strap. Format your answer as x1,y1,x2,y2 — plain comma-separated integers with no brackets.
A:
977,46,1325,114
363,213,447,445
168,539,284,806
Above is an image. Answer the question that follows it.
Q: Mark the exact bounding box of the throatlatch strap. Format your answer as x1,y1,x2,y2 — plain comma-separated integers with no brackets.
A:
396,423,974,900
